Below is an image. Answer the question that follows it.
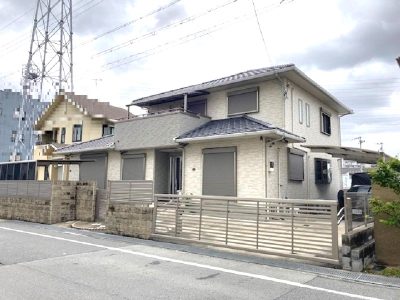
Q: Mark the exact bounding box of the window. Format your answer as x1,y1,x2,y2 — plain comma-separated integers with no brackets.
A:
102,124,114,136
60,128,66,144
305,103,310,127
121,153,146,180
298,99,303,124
315,158,332,184
188,99,207,116
203,147,236,196
72,124,82,142
320,108,331,135
11,130,17,143
288,148,304,181
227,88,258,116
52,128,59,143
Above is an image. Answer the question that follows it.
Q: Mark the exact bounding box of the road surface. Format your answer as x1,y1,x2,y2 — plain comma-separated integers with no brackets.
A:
0,220,399,300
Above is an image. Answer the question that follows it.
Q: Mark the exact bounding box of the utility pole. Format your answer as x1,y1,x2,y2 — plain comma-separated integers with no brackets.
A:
353,136,365,149
12,0,73,161
377,142,384,153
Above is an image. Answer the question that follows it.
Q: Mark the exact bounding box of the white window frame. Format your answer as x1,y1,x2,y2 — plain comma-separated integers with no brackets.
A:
305,103,310,127
298,99,303,124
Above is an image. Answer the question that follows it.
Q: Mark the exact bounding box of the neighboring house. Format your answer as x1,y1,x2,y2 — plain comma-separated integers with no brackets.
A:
56,64,354,200
34,92,129,181
0,89,48,162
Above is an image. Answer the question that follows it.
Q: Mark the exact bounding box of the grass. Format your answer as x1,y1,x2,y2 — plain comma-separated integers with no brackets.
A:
365,265,400,278
381,267,400,278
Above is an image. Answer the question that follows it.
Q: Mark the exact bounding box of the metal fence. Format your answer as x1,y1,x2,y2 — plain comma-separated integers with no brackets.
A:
0,180,52,199
153,194,339,264
344,192,373,233
108,180,154,206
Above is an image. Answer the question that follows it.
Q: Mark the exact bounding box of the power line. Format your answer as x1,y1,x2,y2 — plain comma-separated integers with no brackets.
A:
80,0,183,46
92,0,238,58
99,1,283,72
250,0,273,65
75,0,285,79
0,7,34,32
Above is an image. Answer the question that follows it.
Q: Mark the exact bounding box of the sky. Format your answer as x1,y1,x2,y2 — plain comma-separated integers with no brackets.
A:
0,0,399,157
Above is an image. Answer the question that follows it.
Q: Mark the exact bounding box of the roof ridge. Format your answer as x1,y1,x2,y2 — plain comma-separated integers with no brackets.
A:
130,64,295,105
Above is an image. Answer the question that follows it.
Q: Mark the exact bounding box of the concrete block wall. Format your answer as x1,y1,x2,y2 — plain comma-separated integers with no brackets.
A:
0,198,51,224
342,224,375,272
0,181,96,224
105,202,153,239
75,182,96,222
50,181,77,223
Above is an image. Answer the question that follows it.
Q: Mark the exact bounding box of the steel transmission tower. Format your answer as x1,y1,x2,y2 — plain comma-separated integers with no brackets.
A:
13,0,73,161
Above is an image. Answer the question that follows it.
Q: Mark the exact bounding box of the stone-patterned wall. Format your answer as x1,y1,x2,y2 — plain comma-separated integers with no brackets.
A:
0,181,96,224
0,198,51,224
50,181,77,223
105,203,153,239
75,182,96,222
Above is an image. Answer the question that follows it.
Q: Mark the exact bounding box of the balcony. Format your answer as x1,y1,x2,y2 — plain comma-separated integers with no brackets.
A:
114,108,210,150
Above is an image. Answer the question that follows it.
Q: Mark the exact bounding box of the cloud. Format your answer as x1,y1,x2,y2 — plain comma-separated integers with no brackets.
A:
154,2,187,27
287,0,400,70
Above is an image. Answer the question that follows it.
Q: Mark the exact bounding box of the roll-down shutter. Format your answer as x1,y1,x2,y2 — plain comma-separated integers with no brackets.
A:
122,153,145,180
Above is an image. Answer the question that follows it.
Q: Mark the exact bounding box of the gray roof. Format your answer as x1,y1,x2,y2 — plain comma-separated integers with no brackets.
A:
176,115,304,142
130,64,295,106
129,64,352,115
56,135,114,154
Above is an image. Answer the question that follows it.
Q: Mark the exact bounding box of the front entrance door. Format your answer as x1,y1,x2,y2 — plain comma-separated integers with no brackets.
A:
169,155,182,194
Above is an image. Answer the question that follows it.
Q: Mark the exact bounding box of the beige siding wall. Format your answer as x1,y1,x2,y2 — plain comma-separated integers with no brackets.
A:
107,151,121,180
286,81,341,146
205,80,284,126
183,137,265,198
109,149,155,181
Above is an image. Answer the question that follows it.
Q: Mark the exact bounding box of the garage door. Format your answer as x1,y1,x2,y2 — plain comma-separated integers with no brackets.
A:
202,147,236,196
80,153,107,189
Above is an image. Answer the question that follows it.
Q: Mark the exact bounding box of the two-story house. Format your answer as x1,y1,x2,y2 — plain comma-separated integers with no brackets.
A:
34,92,129,181
56,64,353,200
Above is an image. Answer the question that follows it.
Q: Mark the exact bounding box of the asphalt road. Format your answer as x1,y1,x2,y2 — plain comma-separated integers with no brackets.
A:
0,220,399,300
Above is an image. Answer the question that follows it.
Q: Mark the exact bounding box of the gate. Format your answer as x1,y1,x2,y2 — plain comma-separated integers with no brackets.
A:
153,194,339,264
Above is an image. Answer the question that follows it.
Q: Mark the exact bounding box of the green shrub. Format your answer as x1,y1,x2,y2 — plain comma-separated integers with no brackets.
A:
369,158,400,227
370,197,400,228
370,159,400,195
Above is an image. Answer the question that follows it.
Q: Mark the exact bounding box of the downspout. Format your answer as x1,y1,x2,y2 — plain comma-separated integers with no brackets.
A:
277,146,281,198
306,154,310,199
291,87,294,132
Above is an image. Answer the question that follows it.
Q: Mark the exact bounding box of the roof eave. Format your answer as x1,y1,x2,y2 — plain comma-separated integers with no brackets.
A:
287,67,353,116
175,129,305,144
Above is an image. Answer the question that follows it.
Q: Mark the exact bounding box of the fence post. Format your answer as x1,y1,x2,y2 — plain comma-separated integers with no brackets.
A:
363,194,368,228
152,195,158,234
175,195,179,237
291,203,294,254
225,200,229,245
344,192,351,234
331,203,339,260
199,197,203,240
256,201,259,249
